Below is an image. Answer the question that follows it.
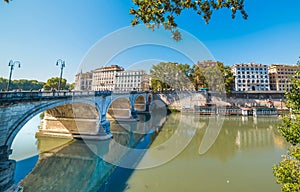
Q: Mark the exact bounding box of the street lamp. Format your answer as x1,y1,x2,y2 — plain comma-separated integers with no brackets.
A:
56,59,66,91
7,60,21,91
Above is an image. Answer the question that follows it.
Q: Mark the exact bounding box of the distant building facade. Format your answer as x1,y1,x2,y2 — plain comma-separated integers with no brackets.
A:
92,65,124,91
268,64,300,91
197,60,218,67
231,63,270,92
115,70,149,91
74,71,93,90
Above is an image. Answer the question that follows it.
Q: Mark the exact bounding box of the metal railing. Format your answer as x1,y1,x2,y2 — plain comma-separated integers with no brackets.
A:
0,90,109,100
0,90,149,101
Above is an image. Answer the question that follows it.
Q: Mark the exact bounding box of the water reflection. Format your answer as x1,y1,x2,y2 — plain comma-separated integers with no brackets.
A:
18,113,165,191
12,112,287,192
118,115,287,192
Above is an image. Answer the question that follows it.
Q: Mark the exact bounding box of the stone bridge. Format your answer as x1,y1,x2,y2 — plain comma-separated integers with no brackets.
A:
0,90,151,192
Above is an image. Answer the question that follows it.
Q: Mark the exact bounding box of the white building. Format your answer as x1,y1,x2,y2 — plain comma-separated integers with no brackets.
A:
92,65,124,91
231,63,270,92
74,71,93,91
115,70,149,91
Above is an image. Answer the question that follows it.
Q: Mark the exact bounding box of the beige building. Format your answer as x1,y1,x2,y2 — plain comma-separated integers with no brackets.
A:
268,64,300,91
115,70,149,91
197,60,218,67
92,65,124,91
231,63,270,92
74,71,93,90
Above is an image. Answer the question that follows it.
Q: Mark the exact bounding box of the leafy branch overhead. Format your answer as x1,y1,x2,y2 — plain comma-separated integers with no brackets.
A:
130,0,248,40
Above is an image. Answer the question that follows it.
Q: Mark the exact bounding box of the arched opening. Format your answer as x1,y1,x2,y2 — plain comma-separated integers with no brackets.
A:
5,100,99,148
134,95,146,112
7,101,100,188
107,97,131,119
37,103,99,138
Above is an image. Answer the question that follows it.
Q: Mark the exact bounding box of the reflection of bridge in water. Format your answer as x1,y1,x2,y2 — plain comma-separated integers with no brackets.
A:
18,112,168,191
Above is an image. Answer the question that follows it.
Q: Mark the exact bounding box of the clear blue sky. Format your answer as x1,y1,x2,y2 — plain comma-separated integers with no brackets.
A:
0,0,300,83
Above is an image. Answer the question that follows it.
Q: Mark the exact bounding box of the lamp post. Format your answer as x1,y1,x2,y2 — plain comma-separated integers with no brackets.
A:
7,60,21,91
56,59,65,91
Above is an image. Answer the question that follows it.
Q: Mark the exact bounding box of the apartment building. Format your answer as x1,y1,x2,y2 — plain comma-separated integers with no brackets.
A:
115,70,149,91
231,63,270,91
268,64,300,91
74,71,93,91
92,65,124,91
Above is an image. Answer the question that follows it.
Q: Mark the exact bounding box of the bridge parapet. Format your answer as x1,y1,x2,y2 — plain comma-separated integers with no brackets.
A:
0,91,113,102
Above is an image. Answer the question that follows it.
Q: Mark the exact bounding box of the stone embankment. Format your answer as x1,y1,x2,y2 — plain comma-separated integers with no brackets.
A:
155,92,287,111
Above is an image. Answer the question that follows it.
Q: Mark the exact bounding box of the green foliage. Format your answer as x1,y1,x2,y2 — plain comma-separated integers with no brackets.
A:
150,62,193,92
285,67,300,112
218,62,235,94
169,108,181,113
274,62,300,192
130,0,248,40
43,77,68,91
0,77,44,91
192,64,208,90
0,77,8,90
278,116,300,146
67,82,75,90
39,112,45,120
192,62,234,93
150,61,234,93
273,147,300,192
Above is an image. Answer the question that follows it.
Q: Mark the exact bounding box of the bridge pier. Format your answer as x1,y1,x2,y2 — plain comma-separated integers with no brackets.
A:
131,109,138,120
0,146,19,192
99,120,112,138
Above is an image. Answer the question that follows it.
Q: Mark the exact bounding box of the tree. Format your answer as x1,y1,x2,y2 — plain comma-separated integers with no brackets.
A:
216,62,235,93
191,61,234,93
43,77,67,91
67,82,75,90
0,77,44,91
192,64,207,90
130,0,248,40
273,61,300,192
150,62,193,92
0,77,8,90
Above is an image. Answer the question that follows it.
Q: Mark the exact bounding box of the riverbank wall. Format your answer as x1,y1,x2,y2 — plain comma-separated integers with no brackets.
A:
154,91,287,111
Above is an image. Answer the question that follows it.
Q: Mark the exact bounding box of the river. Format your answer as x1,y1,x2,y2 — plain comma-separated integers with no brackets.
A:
10,113,287,192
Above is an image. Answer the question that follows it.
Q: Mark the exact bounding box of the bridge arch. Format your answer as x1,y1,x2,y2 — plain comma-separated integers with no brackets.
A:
107,97,132,119
134,95,146,112
5,99,99,149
